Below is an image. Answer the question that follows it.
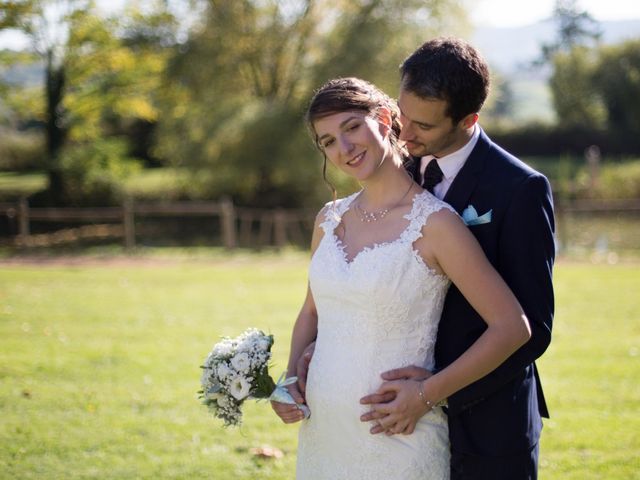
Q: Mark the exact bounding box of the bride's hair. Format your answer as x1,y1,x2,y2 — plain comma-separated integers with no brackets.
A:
306,77,410,199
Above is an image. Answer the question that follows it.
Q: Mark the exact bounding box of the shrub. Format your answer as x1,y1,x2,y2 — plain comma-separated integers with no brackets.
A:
58,138,141,206
574,159,640,199
0,129,46,171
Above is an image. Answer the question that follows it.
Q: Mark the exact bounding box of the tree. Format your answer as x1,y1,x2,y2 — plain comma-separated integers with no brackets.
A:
549,46,605,129
537,0,601,65
592,39,640,136
54,5,175,205
0,0,89,203
0,0,178,205
533,0,604,128
482,72,515,128
154,0,465,208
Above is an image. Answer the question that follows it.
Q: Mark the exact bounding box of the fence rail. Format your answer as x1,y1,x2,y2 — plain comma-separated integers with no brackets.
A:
1,197,639,250
0,198,316,249
555,198,640,212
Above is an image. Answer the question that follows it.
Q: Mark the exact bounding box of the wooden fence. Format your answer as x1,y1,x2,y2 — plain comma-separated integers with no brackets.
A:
0,198,315,249
1,197,639,250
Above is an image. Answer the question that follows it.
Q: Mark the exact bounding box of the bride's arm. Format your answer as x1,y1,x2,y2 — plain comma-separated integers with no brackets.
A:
369,208,531,434
271,207,325,424
285,286,318,387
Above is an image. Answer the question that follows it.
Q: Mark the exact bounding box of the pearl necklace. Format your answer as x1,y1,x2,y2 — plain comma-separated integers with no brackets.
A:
354,180,414,223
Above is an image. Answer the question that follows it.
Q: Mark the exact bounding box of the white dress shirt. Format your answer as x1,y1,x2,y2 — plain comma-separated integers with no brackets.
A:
419,125,481,200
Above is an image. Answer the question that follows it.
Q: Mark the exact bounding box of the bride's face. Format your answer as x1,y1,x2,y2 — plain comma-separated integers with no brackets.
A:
313,110,391,182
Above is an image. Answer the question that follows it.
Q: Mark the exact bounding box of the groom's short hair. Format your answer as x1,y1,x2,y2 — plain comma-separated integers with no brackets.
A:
400,37,490,124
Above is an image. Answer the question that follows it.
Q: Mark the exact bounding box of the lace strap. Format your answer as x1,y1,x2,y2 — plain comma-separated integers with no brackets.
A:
318,192,360,234
401,191,457,244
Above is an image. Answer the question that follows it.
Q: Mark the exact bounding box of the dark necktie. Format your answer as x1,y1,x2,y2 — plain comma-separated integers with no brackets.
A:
422,159,444,194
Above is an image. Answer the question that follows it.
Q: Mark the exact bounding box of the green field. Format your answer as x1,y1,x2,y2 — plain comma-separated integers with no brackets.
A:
1,252,639,479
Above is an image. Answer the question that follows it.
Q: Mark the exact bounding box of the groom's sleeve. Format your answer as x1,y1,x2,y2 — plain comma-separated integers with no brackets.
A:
448,173,555,412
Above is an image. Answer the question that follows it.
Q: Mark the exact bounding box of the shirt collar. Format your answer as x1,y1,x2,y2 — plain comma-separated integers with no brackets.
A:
434,125,480,180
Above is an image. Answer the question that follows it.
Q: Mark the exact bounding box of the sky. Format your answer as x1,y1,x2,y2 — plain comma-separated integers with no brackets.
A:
1,0,639,49
470,0,640,27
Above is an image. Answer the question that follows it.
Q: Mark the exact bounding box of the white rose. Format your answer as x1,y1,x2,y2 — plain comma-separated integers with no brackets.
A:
229,376,251,400
216,363,233,380
231,352,251,373
236,339,252,352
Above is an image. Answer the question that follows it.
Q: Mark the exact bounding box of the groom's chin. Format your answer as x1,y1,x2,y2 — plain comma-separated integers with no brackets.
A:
405,144,426,158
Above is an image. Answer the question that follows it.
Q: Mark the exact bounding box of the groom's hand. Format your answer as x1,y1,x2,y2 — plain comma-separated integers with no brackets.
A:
296,341,316,395
367,380,431,436
359,365,433,434
359,391,396,426
381,365,433,382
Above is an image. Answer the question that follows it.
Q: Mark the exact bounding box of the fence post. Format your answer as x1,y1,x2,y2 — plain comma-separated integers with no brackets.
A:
220,197,237,249
273,209,287,248
258,212,272,248
123,197,136,249
18,197,30,241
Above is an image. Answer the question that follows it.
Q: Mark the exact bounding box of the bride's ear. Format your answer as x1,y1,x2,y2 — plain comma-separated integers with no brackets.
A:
376,107,392,138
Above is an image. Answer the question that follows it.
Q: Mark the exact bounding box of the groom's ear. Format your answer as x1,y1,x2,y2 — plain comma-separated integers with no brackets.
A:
459,112,479,130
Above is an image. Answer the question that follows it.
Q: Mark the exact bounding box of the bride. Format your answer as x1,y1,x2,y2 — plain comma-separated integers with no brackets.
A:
271,77,531,479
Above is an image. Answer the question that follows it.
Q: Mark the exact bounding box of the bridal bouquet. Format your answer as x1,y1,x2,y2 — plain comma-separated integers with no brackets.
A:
199,328,309,426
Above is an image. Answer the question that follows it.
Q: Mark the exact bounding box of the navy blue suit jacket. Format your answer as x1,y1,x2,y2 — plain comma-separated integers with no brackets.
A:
412,128,555,457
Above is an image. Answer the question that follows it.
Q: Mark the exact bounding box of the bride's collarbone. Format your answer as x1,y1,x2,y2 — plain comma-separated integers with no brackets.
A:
337,208,411,249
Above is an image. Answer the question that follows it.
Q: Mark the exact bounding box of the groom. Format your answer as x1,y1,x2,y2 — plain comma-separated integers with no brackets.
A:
299,38,555,479
362,37,554,479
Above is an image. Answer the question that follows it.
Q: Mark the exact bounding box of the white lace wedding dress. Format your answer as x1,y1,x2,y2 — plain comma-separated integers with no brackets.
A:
296,190,454,480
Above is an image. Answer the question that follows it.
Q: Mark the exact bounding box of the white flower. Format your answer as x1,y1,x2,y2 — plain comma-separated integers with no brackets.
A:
258,338,271,351
250,351,269,369
231,352,251,373
202,352,215,368
229,376,251,400
212,340,234,358
217,395,231,408
216,363,233,380
201,367,214,387
243,328,260,339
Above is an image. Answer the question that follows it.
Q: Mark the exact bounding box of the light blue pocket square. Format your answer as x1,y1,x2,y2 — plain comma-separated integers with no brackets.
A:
462,205,492,226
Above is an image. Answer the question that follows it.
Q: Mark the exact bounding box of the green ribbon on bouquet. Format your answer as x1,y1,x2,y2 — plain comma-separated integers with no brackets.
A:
269,372,311,418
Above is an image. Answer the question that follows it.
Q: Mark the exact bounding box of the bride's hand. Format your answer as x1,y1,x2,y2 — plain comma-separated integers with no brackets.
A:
271,382,308,424
366,379,432,435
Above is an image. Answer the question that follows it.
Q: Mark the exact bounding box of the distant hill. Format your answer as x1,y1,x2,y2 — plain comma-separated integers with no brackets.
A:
470,19,640,124
3,18,639,86
2,18,639,125
473,19,640,75
0,59,43,87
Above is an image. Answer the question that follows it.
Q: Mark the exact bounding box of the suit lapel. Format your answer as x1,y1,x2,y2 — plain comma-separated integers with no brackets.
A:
443,128,491,214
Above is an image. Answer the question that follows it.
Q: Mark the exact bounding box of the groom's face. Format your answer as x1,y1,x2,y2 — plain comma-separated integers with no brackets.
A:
397,88,467,158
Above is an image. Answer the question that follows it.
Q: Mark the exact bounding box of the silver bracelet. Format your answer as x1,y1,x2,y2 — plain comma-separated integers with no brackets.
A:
417,382,444,409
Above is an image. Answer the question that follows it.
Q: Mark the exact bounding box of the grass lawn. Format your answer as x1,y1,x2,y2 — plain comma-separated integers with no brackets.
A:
0,251,638,479
0,169,193,202
0,171,47,199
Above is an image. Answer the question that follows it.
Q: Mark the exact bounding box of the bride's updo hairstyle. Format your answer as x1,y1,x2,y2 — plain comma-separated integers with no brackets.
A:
306,77,410,198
